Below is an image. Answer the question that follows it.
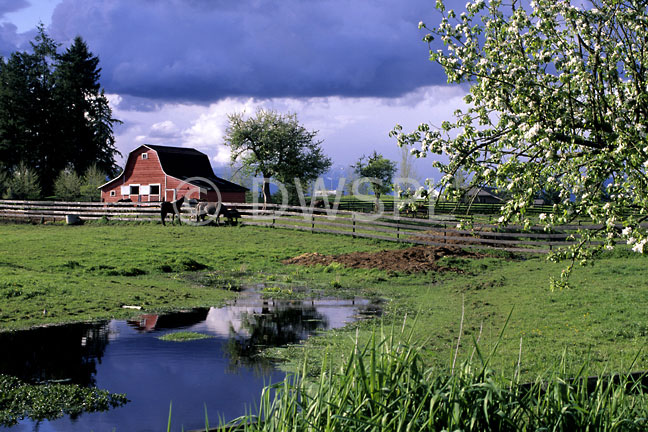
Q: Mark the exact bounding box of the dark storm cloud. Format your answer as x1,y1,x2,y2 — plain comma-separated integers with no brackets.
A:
0,0,30,17
49,0,448,104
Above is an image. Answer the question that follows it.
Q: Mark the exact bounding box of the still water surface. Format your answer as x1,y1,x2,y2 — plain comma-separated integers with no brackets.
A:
0,296,380,432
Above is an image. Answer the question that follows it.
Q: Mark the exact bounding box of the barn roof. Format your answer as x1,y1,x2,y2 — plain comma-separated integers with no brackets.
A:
145,145,215,179
465,186,502,201
99,144,248,193
147,145,248,193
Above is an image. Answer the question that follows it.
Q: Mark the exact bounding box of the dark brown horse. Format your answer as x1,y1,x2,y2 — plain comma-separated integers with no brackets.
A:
160,195,185,226
196,202,241,226
313,199,330,209
224,207,241,226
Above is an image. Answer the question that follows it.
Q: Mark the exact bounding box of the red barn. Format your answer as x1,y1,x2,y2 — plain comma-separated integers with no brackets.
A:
99,144,247,203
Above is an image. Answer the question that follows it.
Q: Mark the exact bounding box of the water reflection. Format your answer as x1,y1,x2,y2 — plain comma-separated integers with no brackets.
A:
0,323,109,386
223,302,328,373
0,297,381,432
127,308,210,333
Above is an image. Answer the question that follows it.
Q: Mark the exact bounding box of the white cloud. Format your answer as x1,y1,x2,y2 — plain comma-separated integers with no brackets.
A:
149,120,180,138
212,147,231,165
109,85,468,177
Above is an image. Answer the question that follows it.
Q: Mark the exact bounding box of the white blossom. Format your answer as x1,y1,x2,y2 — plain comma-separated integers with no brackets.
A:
632,239,647,253
400,0,648,275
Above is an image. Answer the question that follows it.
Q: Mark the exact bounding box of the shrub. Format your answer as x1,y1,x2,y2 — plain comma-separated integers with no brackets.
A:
3,162,41,200
79,164,106,202
54,167,82,201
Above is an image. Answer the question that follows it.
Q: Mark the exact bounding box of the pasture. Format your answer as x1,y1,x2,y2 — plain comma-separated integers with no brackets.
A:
1,222,647,380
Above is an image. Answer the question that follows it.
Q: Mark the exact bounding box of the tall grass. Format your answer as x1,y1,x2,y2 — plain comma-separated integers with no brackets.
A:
198,324,648,432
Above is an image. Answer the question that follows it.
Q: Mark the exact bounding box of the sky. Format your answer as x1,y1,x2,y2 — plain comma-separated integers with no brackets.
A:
0,0,469,180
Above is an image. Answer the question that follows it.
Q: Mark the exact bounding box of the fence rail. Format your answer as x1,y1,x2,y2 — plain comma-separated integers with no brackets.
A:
0,200,610,254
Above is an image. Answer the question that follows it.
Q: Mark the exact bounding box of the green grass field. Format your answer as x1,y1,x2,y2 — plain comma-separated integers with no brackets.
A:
0,223,393,330
1,222,647,380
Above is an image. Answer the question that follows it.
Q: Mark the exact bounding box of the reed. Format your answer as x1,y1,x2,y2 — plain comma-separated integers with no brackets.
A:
200,321,648,432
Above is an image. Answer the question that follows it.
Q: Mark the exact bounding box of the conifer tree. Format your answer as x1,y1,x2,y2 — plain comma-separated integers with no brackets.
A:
80,164,106,202
54,167,82,201
54,37,120,177
3,162,41,200
0,27,120,197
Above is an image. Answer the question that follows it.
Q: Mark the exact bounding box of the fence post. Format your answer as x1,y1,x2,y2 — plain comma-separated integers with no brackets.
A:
397,222,400,242
311,214,315,233
444,223,447,244
352,213,356,238
272,211,275,228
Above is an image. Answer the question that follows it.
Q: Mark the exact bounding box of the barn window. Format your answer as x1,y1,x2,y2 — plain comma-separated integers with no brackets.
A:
149,184,160,195
129,185,140,195
110,190,116,197
142,153,148,160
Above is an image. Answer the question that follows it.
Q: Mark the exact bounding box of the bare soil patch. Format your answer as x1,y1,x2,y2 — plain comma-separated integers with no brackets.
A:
282,245,488,273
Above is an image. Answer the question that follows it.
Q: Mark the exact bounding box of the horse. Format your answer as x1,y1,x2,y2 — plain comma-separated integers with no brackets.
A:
313,199,330,209
160,195,185,226
225,207,241,226
196,202,241,226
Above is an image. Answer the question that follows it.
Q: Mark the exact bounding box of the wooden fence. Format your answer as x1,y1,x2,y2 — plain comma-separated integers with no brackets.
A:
337,199,642,219
0,200,610,254
336,200,550,217
0,199,162,222
238,204,607,254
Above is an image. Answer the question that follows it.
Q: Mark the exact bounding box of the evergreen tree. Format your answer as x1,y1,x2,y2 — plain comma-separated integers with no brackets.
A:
0,26,59,189
0,163,7,198
54,37,120,176
0,27,120,197
79,164,106,202
3,162,41,200
54,167,82,201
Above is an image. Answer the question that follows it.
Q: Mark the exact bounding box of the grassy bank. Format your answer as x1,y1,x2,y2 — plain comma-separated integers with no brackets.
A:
0,223,393,330
218,329,648,432
278,247,648,379
1,223,647,380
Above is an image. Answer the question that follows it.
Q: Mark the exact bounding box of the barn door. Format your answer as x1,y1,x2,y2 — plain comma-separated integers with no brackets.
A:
165,189,176,201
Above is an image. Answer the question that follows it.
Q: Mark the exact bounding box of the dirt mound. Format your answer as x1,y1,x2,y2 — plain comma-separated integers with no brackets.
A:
282,246,487,273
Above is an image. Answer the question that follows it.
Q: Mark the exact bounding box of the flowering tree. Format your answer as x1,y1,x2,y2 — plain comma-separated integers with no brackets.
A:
391,0,648,284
